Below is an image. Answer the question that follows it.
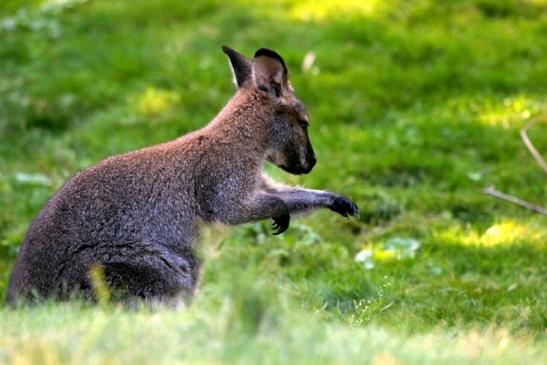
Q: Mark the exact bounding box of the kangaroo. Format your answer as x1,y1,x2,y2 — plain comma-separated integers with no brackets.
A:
6,46,359,306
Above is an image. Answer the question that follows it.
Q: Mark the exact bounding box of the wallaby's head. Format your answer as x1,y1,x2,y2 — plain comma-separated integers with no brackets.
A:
222,46,316,175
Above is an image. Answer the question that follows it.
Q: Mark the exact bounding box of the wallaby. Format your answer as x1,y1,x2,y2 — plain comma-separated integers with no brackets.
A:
6,46,359,306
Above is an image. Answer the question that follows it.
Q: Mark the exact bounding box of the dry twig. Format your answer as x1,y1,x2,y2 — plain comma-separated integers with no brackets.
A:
483,186,547,216
520,120,547,174
483,119,546,215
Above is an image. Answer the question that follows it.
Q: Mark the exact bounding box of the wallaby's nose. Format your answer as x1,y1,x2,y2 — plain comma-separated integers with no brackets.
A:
303,156,316,174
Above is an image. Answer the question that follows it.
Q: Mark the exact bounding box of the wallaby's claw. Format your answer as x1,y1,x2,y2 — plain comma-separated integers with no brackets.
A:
272,212,290,235
330,196,359,219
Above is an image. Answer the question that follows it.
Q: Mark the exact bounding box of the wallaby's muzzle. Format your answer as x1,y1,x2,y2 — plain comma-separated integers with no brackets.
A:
278,146,316,175
302,154,316,174
302,140,317,174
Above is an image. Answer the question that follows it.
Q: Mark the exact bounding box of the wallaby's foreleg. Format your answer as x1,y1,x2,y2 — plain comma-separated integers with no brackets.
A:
221,193,290,234
260,177,359,218
220,181,358,235
268,187,359,217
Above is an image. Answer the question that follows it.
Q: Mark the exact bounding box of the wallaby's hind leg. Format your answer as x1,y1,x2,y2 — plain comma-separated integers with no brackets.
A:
63,242,200,306
100,261,187,307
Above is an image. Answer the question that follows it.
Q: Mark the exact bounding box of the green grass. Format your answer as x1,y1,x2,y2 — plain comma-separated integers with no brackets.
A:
0,0,546,363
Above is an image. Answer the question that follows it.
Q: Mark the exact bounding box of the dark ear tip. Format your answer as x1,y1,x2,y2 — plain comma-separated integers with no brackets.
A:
254,48,283,60
254,48,287,71
221,45,232,54
255,48,281,58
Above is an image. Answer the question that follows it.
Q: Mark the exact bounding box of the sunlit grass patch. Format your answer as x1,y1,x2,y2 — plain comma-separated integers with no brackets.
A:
134,87,180,118
287,0,384,22
355,237,421,270
436,219,546,247
478,95,540,128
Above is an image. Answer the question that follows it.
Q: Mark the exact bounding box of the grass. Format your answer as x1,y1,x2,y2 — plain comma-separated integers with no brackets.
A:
0,0,546,363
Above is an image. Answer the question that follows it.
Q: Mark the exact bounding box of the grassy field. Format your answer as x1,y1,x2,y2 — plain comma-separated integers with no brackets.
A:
0,0,546,363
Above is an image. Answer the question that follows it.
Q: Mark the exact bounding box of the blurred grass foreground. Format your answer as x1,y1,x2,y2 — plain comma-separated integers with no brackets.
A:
0,0,546,364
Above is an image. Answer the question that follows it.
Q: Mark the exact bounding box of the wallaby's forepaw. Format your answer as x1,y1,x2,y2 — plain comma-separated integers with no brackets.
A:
330,196,359,219
272,211,290,235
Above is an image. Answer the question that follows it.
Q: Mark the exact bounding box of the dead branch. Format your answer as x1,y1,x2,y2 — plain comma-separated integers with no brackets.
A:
520,120,547,174
483,186,547,216
483,118,547,215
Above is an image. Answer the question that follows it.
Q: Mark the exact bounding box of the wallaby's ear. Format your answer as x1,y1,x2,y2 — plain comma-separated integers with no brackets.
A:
252,48,288,98
222,45,252,88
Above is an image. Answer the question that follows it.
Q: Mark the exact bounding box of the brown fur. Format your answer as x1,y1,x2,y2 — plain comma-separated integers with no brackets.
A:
6,47,358,306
